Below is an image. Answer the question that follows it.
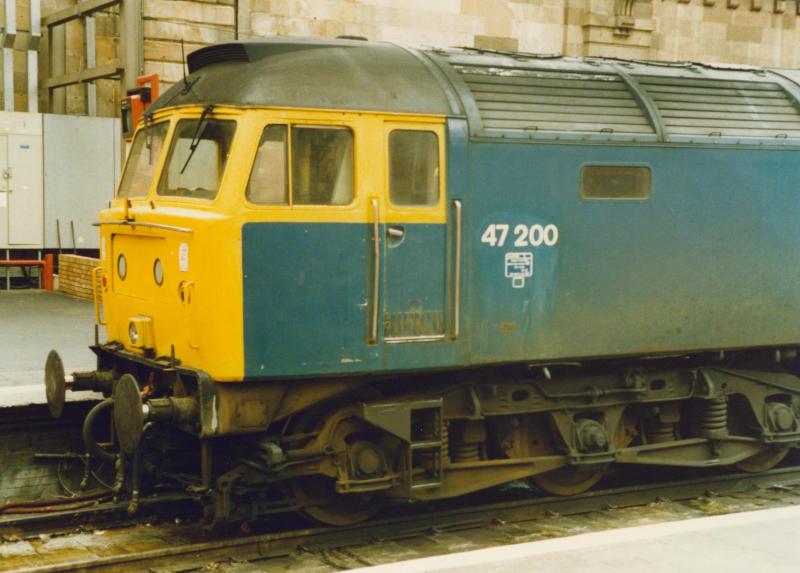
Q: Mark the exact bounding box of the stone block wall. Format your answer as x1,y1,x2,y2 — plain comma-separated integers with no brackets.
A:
1,0,799,115
142,0,236,85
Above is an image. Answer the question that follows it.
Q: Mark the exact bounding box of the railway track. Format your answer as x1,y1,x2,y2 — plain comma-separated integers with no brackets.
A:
4,465,800,572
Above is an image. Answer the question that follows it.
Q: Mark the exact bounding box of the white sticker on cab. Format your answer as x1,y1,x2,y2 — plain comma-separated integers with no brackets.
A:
505,252,534,289
179,243,189,272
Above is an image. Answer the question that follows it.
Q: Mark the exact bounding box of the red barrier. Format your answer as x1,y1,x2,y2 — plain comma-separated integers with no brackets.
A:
0,254,55,290
43,254,54,291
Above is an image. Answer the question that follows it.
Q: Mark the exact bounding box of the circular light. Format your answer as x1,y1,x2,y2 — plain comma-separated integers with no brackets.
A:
153,259,164,286
117,254,127,280
128,321,139,345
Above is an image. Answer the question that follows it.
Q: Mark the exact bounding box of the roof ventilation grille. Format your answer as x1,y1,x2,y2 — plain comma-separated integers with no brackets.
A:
187,43,250,74
452,63,654,136
635,75,800,140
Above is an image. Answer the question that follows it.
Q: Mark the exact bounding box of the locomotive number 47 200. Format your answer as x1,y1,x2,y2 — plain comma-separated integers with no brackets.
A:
481,223,559,248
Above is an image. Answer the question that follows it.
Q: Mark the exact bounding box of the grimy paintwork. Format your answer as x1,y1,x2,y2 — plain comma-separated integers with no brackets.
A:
49,38,800,527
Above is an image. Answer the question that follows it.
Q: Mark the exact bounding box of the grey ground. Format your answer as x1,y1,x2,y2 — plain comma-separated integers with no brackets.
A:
0,290,98,390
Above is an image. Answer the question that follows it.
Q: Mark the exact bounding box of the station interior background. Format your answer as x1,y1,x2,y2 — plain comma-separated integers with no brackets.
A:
2,0,800,118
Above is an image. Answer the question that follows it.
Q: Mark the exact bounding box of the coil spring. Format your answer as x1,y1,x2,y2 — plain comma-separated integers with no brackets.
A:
700,398,728,432
417,420,449,463
645,420,675,444
450,443,481,463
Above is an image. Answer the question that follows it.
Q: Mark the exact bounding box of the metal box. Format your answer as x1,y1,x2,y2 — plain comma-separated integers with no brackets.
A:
43,114,122,250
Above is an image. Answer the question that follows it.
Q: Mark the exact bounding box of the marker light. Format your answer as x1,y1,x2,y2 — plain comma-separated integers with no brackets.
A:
153,259,164,285
128,321,139,345
117,254,127,280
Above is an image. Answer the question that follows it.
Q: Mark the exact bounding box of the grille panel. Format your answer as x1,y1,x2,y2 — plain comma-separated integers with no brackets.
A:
634,75,800,139
453,64,654,135
188,44,250,73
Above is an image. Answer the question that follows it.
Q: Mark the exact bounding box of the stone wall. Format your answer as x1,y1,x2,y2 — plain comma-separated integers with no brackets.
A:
0,0,798,115
142,0,236,85
237,0,800,67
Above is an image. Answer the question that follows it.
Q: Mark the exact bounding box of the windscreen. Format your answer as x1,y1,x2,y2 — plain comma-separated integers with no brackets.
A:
157,118,236,200
117,122,169,198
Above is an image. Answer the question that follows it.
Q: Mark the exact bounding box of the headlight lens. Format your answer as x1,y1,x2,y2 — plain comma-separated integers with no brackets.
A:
117,254,127,280
153,259,164,286
128,321,139,344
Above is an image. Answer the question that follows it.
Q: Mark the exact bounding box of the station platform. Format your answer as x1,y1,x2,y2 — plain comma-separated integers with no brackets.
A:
0,290,99,406
350,504,800,573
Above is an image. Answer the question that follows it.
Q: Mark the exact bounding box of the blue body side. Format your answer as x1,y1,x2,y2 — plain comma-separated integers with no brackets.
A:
242,223,378,377
466,142,800,364
242,120,800,379
242,222,460,378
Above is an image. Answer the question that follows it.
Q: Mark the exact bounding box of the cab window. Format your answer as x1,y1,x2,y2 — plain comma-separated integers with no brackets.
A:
117,122,168,198
247,124,354,206
389,130,439,206
246,125,288,205
157,118,236,200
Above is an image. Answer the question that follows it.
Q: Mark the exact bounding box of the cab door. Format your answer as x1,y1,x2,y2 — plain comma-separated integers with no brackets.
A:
382,122,447,343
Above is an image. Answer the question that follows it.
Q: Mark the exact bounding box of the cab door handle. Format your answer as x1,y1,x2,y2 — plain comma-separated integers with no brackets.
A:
387,225,405,238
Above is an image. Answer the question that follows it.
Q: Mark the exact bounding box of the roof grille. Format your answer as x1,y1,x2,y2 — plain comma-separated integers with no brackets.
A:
452,64,654,136
188,43,250,73
635,75,800,139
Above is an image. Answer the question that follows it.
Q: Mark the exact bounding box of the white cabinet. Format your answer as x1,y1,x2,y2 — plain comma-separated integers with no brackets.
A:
0,112,43,249
0,111,122,251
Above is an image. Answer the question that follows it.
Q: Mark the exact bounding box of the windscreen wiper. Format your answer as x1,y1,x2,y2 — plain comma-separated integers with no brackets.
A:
180,104,214,175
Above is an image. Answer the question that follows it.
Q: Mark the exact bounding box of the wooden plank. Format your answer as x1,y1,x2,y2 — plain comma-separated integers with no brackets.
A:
44,61,123,89
57,255,100,302
44,0,120,27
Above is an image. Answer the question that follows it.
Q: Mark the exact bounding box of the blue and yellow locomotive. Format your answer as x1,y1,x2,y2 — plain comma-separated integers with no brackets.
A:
46,37,800,525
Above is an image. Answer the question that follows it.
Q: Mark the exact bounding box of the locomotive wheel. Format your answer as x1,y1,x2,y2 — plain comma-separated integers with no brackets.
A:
734,447,789,473
286,389,388,526
528,413,635,496
530,463,608,496
291,476,385,526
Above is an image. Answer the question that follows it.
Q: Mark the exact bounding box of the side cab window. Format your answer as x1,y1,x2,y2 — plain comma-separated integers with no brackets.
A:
383,122,445,223
388,130,440,207
246,123,354,206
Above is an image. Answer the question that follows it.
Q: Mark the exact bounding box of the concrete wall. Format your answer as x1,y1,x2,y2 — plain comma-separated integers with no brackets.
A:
0,0,798,115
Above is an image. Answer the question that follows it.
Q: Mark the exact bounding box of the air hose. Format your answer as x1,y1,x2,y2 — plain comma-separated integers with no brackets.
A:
82,398,117,463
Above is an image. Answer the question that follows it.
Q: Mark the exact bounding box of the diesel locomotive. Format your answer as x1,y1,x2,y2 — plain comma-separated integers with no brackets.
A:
45,36,800,526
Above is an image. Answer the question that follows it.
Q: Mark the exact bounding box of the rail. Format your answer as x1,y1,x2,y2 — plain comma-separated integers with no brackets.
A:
5,464,800,572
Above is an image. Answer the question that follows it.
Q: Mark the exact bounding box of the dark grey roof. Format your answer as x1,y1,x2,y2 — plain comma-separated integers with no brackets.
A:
149,37,800,146
148,37,458,116
430,49,800,144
